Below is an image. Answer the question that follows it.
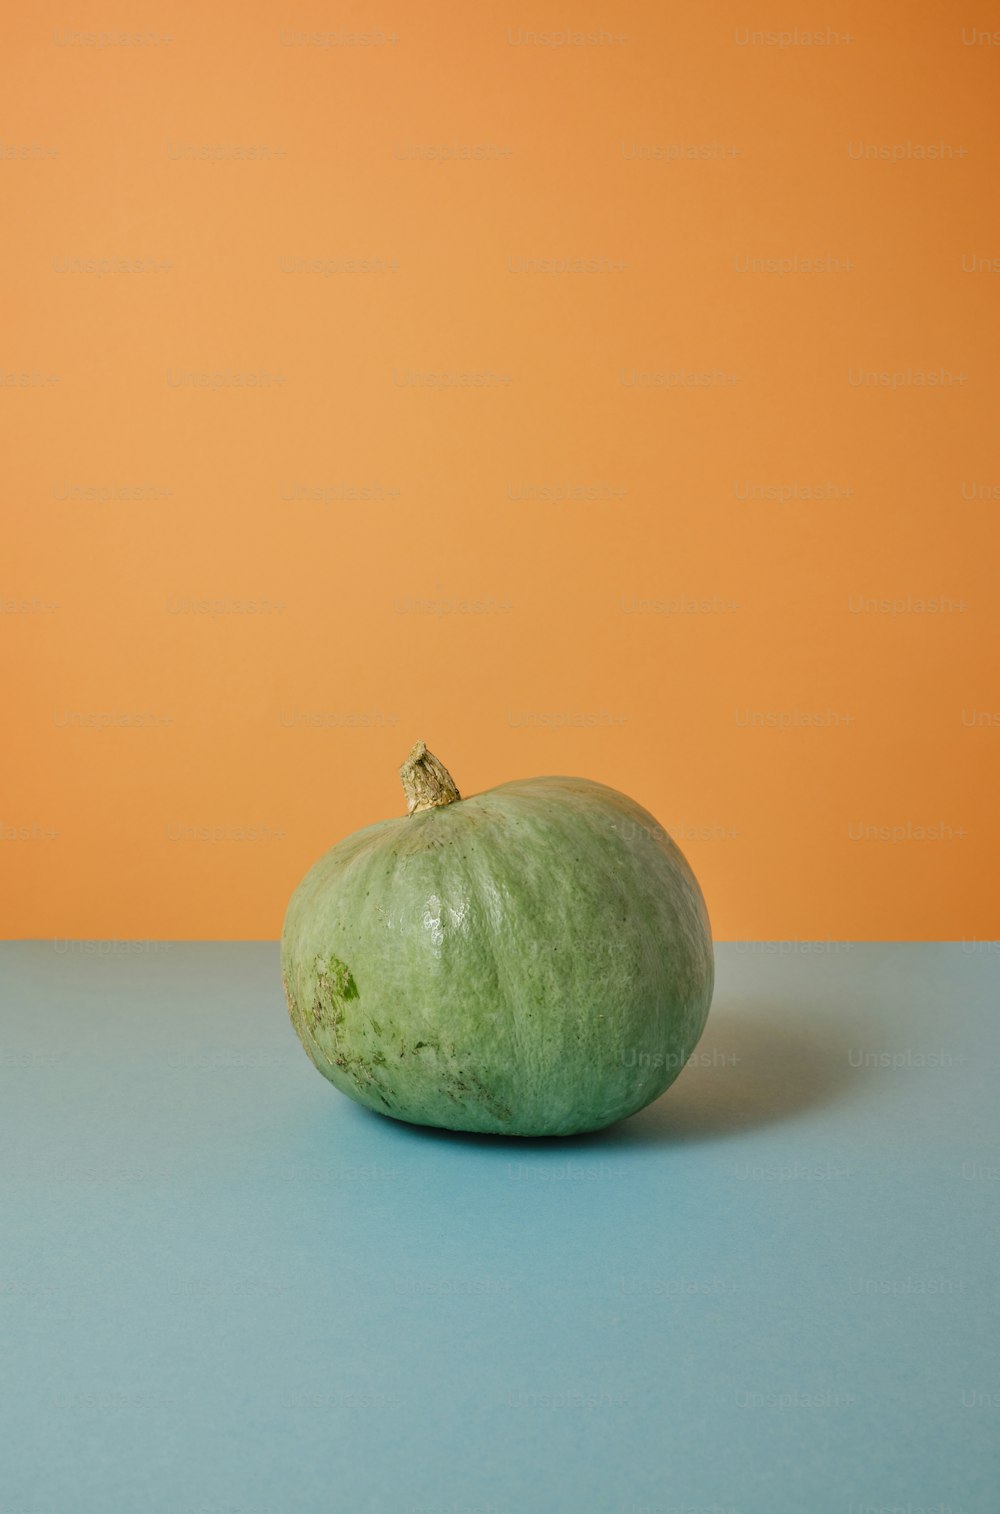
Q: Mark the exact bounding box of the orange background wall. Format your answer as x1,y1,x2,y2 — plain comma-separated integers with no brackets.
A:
3,1,998,941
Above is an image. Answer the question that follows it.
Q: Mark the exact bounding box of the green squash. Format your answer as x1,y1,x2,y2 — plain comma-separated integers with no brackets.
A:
281,743,714,1137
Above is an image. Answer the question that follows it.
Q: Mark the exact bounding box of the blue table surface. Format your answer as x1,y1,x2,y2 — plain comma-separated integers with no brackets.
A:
1,941,998,1514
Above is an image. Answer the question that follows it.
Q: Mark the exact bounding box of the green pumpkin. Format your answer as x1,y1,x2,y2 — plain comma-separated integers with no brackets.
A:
281,744,714,1137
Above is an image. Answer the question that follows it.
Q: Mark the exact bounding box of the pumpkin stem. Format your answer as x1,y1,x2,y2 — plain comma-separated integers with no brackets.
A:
399,742,462,816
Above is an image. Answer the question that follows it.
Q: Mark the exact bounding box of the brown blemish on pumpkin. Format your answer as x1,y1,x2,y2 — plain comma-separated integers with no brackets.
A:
439,1067,512,1123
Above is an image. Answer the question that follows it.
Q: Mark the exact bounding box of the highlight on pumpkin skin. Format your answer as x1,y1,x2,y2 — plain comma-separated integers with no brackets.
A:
399,742,462,816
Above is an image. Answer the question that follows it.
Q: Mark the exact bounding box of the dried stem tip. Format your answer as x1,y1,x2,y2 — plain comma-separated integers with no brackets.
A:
399,742,462,816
